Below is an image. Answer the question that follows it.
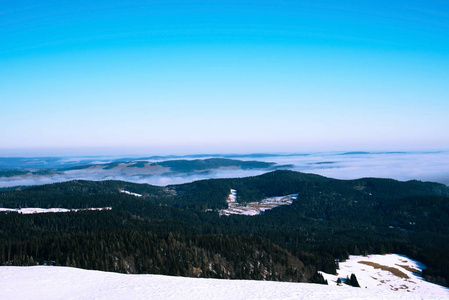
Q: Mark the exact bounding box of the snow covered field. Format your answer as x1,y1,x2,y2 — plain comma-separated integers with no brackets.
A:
321,254,449,297
119,189,142,197
219,189,296,216
0,207,112,214
1,254,447,300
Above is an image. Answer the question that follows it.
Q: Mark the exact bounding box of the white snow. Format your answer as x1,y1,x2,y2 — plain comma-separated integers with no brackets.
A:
119,190,142,197
219,189,296,216
228,189,237,202
1,255,448,300
0,207,112,214
320,254,449,299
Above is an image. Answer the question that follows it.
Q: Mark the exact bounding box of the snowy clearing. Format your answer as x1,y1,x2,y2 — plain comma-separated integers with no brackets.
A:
0,207,112,214
219,189,296,216
320,254,448,298
119,190,142,197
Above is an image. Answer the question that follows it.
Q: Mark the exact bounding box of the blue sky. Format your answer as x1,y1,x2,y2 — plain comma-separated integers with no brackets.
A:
1,0,449,156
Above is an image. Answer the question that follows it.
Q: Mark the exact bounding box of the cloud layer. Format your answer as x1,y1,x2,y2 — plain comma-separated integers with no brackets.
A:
1,151,448,188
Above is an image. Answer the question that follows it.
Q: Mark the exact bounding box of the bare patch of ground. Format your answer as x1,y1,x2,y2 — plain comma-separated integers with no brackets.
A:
358,261,409,279
396,264,421,274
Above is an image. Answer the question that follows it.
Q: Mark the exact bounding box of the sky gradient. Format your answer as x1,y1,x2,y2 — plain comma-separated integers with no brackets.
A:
1,1,449,156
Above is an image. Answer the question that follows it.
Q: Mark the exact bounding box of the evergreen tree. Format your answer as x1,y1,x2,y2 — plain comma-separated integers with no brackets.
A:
349,273,360,287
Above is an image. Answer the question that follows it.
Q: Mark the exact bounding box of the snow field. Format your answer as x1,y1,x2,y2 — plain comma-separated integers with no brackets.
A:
1,254,448,300
320,254,449,299
0,207,112,214
119,190,143,197
219,189,296,216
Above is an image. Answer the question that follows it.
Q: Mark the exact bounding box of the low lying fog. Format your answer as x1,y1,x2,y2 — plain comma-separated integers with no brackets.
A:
1,151,448,188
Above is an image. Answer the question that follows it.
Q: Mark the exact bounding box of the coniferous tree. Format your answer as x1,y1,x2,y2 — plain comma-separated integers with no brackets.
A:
349,273,360,287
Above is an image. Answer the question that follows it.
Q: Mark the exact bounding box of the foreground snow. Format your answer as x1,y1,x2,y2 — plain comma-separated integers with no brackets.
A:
1,255,448,300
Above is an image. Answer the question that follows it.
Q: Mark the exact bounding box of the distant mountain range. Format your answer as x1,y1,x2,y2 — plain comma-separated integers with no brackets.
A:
0,158,292,189
0,154,298,170
62,158,279,173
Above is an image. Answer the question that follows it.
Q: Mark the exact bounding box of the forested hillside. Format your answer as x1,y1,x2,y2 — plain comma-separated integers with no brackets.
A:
1,170,448,285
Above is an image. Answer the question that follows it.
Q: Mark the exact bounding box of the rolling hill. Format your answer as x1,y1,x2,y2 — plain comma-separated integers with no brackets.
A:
1,170,449,286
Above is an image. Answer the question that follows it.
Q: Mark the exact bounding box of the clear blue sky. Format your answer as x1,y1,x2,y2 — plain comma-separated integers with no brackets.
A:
1,0,448,156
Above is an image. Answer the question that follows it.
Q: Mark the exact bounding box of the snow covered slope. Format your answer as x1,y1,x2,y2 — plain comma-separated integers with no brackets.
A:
321,254,448,297
1,255,448,300
219,189,296,216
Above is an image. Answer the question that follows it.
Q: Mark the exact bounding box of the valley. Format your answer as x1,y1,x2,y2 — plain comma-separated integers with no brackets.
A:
1,170,449,293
